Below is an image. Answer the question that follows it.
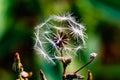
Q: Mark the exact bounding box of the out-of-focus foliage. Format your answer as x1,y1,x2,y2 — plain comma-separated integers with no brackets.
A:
0,0,120,80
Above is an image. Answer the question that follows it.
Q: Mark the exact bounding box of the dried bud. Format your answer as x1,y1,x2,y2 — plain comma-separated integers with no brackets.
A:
12,52,23,73
61,57,72,65
66,73,84,80
15,52,20,58
64,57,72,64
90,52,97,59
13,52,32,80
14,52,21,63
55,56,72,65
20,71,32,78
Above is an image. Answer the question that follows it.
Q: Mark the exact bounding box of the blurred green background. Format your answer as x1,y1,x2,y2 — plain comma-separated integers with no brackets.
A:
0,0,120,80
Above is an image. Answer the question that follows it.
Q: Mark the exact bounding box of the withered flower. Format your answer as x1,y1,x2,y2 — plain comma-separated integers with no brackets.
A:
34,14,87,63
53,31,68,48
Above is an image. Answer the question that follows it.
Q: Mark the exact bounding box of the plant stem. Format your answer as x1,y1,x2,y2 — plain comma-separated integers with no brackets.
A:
87,70,93,80
60,48,63,57
74,58,94,74
40,69,47,80
62,63,67,80
60,48,66,80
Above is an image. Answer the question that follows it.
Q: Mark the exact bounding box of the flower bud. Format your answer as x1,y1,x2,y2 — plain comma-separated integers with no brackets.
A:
90,52,97,59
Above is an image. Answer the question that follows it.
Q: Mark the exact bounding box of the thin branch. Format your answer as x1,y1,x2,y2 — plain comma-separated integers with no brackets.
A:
74,58,94,74
40,69,47,80
74,53,97,74
87,70,93,80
